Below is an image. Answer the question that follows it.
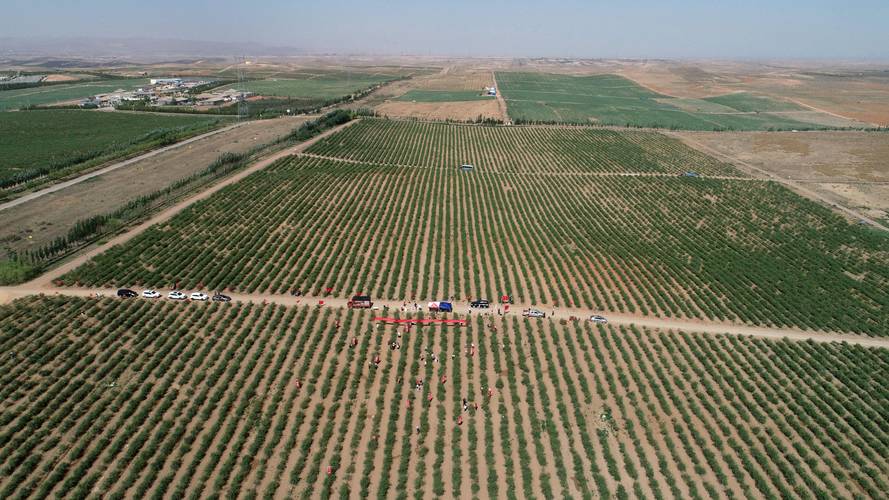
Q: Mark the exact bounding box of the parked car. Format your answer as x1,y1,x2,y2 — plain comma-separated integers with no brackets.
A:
470,299,490,309
190,292,209,301
590,315,608,324
142,289,160,299
168,290,186,300
522,308,546,318
117,289,137,298
427,301,453,312
212,294,231,302
348,295,373,309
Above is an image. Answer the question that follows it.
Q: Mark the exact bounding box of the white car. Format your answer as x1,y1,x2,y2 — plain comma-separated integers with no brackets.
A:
522,308,546,318
142,289,160,299
590,315,608,324
168,290,186,300
190,292,209,301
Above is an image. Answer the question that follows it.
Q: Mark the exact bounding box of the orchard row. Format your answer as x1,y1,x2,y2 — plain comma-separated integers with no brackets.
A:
0,296,886,498
63,152,888,334
306,118,742,176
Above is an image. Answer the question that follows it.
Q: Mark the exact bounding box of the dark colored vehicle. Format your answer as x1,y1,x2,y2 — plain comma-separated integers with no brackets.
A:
348,295,373,309
438,302,454,313
117,289,137,298
470,299,490,309
212,294,232,302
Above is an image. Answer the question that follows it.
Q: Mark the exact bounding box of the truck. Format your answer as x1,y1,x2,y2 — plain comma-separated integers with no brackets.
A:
348,295,373,309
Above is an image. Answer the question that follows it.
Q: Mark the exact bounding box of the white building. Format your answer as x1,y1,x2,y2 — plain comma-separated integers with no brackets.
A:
150,78,183,85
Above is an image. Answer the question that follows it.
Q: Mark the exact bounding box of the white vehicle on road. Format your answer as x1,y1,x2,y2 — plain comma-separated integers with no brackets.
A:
522,308,546,318
190,292,209,301
590,315,608,324
168,290,186,300
142,289,160,299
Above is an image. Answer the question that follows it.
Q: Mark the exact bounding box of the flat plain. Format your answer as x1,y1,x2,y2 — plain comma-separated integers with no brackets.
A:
0,78,148,110
0,116,307,259
495,72,864,130
0,109,224,193
0,296,885,499
60,119,888,335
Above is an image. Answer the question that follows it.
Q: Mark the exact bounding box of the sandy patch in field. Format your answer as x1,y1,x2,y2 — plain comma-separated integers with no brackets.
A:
676,130,889,215
375,99,503,121
680,131,889,182
43,74,81,82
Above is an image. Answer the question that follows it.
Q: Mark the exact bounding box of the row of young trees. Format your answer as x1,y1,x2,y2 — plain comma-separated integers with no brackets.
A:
63,145,887,334
305,118,742,176
0,296,886,498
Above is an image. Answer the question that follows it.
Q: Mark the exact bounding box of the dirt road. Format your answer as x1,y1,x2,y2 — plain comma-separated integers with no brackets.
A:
1,285,885,348
0,121,246,212
491,72,510,123
13,119,359,288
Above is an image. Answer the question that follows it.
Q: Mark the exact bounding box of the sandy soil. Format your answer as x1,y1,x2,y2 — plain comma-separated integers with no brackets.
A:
0,116,307,257
43,74,81,82
675,130,889,220
375,99,503,122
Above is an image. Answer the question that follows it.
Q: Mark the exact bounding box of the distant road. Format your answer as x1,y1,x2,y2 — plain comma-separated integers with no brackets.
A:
0,121,245,212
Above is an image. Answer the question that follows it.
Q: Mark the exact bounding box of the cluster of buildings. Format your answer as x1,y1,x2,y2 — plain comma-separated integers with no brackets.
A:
81,77,253,109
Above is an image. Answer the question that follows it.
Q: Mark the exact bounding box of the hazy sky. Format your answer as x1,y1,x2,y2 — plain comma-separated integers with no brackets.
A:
3,0,888,59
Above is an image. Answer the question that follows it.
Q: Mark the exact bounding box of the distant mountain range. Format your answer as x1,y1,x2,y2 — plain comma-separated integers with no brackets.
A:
0,36,305,61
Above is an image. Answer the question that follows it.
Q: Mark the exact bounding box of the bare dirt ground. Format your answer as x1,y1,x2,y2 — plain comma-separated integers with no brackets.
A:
0,116,307,257
375,99,503,121
363,65,507,122
676,130,889,222
43,74,80,82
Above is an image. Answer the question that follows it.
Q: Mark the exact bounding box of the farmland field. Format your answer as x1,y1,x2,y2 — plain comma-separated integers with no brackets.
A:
0,78,148,110
223,73,399,100
0,110,224,193
61,120,889,335
0,295,886,499
495,72,859,130
304,119,742,175
396,90,493,102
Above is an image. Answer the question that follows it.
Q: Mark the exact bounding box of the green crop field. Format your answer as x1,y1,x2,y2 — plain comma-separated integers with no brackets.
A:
703,92,807,112
303,119,742,175
495,72,853,130
396,90,494,102
62,120,888,335
0,295,886,499
0,78,148,111
0,110,224,192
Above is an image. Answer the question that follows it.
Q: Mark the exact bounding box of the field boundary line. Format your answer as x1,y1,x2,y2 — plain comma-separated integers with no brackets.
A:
0,120,246,212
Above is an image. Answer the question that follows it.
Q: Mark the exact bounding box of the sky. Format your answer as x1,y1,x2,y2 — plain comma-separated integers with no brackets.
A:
3,0,888,59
